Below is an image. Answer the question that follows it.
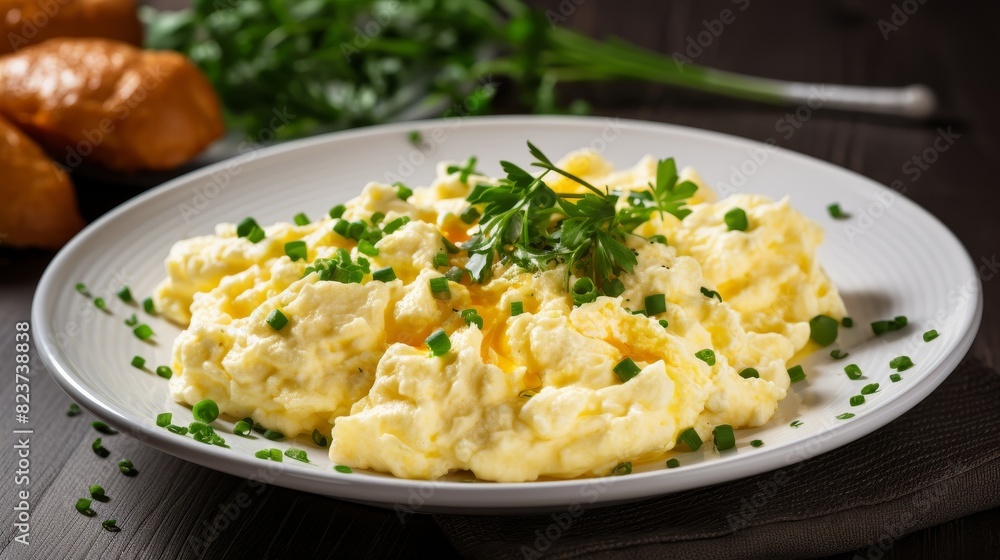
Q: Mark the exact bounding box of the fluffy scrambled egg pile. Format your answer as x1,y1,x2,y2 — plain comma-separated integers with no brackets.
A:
154,149,845,482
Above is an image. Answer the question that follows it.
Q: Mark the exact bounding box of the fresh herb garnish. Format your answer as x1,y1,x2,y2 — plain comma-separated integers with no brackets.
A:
923,329,939,342
713,424,736,451
889,356,914,372
610,462,632,476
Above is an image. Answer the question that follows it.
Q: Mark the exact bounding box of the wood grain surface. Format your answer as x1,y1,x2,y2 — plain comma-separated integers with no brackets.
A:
2,0,999,558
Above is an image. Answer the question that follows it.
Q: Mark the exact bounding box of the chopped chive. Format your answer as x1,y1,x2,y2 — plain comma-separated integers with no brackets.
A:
89,484,106,500
809,315,839,346
92,438,109,458
700,287,722,302
426,329,451,357
284,448,309,462
923,329,939,342
842,317,854,328
445,266,468,284
332,219,350,237
658,319,669,328
254,449,270,460
872,316,906,336
93,297,107,311
284,240,308,262
370,212,386,225
724,207,748,231
827,203,847,219
67,403,81,416
713,424,736,450
133,324,154,341
750,439,764,448
861,383,880,395
572,277,597,306
677,428,703,451
830,349,849,360
293,212,310,226
156,412,172,427
393,182,413,201
790,420,803,428
382,216,410,234
433,252,449,268
266,309,288,331
850,395,865,406
192,399,219,423
117,287,134,303
695,349,716,366
510,301,524,316
246,226,265,243
233,420,252,436
461,309,484,330
131,356,146,369
666,458,680,468
334,465,353,473
166,424,188,435
787,365,806,383
155,366,172,379
312,428,329,447
890,373,902,383
263,429,285,441
836,413,855,420
739,368,759,379
844,364,862,380
611,462,632,476
894,315,908,327
142,297,155,315
75,498,95,516
358,239,379,257
613,357,642,382
602,278,625,297
631,309,647,317
188,422,210,435
92,421,117,435
648,234,667,244
644,294,666,316
329,204,346,219
75,282,91,297
372,266,396,282
442,236,461,254
236,217,259,237
102,519,120,532
518,390,536,399
269,448,283,461
429,277,451,300
347,220,365,240
889,356,914,372
124,314,138,327
460,207,480,224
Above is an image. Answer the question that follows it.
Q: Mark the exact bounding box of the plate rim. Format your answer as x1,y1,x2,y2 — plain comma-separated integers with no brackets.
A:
32,115,984,512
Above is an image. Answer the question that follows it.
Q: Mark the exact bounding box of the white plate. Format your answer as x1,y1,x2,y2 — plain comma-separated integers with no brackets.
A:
33,116,982,513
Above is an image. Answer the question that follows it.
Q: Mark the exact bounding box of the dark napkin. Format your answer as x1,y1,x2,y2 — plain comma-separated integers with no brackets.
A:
434,358,1000,560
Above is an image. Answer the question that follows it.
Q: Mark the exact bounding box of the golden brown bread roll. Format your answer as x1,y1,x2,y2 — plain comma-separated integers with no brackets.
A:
0,114,84,249
0,38,225,171
0,0,143,55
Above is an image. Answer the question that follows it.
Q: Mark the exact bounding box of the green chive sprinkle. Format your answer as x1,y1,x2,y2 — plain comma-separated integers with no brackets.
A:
246,226,265,243
871,316,906,336
861,383,880,395
93,297,107,311
92,421,117,435
264,430,285,442
358,239,379,257
284,448,309,462
808,315,838,346
312,429,329,447
332,219,350,237
433,252,449,268
695,349,716,366
510,301,524,316
116,286,133,303
329,204,346,219
923,329,939,342
787,365,806,383
284,240,308,262
166,425,188,435
382,216,410,234
236,217,259,237
602,278,625,297
233,420,252,436
830,349,849,360
790,420,803,428
426,329,451,357
293,212,310,226
131,356,146,370
461,309,484,330
429,277,451,300
124,314,138,327
658,319,669,329
894,315,908,327
92,438,109,458
713,424,736,450
445,266,468,284
648,234,667,244
613,357,642,382
67,403,81,416
739,368,759,379
370,212,385,225
889,356,914,372
611,462,632,476
254,449,269,460
334,465,353,473
192,399,220,423
572,277,597,306
700,287,722,302
460,206,480,224
372,266,396,282
677,428,702,451
844,364,862,380
75,498,95,516
133,324,154,341
724,207,748,231
155,366,172,379
89,484,106,500
850,395,865,406
842,317,854,328
836,413,855,420
102,519,120,532
394,182,413,201
75,282,91,297
750,439,763,448
156,413,172,427
890,373,902,383
518,390,536,399
269,448,283,461
142,297,156,315
644,294,666,316
827,203,847,219
666,458,680,468
266,309,288,331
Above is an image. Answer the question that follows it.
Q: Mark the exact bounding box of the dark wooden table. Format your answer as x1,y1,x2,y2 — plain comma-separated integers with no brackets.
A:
3,0,999,558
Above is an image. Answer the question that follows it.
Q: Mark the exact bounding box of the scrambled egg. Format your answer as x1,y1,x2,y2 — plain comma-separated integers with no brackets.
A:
154,150,845,481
